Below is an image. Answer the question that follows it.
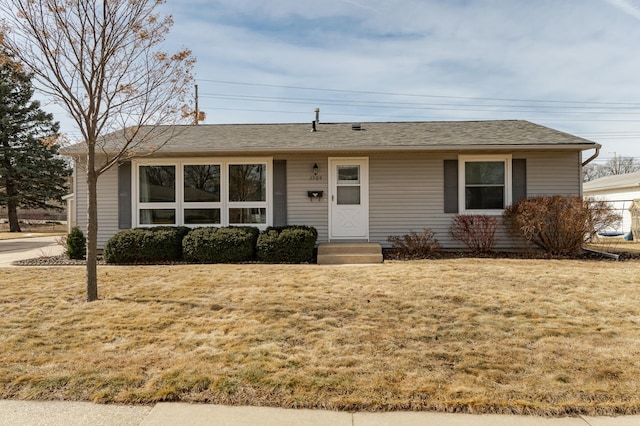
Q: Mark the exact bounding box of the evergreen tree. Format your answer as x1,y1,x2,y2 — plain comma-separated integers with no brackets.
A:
0,53,69,232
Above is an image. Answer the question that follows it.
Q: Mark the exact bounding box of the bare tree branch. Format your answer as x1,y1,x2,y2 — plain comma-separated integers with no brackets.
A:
583,156,640,181
0,0,195,301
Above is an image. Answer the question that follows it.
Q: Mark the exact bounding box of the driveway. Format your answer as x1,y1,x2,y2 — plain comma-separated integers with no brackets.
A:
0,236,64,266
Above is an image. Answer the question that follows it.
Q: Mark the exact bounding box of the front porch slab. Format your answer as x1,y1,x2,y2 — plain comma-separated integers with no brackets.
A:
317,242,383,265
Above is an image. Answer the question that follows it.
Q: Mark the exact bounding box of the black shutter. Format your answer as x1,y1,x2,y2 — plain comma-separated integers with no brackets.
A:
118,162,132,229
443,159,458,213
273,160,287,226
512,159,527,205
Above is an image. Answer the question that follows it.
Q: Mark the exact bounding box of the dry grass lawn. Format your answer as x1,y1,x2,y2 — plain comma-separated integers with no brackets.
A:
0,222,67,240
1,259,640,416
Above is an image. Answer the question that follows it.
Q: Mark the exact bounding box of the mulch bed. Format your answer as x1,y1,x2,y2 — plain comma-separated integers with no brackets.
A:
11,247,640,266
12,255,104,266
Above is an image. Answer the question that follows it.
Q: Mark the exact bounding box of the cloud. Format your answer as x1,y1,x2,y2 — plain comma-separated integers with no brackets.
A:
603,0,640,20
28,1,640,158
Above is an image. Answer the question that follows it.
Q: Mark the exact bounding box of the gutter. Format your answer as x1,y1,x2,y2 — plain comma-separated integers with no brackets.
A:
62,144,603,157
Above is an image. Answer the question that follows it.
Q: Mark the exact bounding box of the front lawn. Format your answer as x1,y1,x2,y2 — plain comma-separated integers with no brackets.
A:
0,221,67,240
1,259,640,416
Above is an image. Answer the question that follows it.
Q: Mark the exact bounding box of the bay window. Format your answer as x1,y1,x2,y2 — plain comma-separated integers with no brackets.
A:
134,159,271,227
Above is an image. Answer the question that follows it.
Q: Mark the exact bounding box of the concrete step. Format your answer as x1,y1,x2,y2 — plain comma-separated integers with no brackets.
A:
317,243,383,265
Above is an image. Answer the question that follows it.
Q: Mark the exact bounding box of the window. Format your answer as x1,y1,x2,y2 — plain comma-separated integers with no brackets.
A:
184,164,221,225
139,165,176,225
458,155,511,213
336,165,361,205
134,159,271,227
228,163,267,224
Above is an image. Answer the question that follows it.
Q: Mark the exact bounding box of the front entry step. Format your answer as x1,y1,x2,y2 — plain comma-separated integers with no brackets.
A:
317,243,383,265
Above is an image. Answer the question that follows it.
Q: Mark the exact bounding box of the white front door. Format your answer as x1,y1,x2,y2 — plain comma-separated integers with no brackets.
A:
329,158,369,239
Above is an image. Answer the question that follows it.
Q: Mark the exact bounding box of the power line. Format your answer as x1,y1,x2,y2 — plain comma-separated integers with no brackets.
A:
197,79,640,107
198,92,640,114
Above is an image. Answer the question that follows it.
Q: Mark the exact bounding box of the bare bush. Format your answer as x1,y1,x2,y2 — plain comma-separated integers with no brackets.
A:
387,228,441,259
503,195,620,256
450,214,499,253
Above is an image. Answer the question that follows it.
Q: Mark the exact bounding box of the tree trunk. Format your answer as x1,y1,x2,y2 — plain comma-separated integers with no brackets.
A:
6,178,21,232
86,151,99,302
2,149,21,232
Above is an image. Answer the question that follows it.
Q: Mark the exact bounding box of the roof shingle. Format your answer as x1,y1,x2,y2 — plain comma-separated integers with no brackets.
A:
62,120,599,156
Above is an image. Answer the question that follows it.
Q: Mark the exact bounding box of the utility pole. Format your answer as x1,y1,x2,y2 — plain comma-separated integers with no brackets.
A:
194,84,199,125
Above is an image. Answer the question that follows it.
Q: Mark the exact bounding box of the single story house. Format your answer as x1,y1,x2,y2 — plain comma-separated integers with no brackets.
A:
583,170,640,236
62,119,600,249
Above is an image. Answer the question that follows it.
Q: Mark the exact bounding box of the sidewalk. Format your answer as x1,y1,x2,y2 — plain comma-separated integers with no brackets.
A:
0,235,63,266
1,401,639,426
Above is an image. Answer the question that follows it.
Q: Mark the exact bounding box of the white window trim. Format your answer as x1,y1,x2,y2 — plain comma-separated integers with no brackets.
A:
137,161,179,225
182,161,223,226
132,157,273,229
458,154,512,215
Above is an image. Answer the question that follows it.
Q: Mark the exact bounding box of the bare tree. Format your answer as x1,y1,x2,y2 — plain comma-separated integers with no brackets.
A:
0,0,195,301
583,156,640,182
607,155,640,175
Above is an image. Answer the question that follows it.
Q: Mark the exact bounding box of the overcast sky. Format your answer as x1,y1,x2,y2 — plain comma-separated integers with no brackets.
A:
56,0,640,162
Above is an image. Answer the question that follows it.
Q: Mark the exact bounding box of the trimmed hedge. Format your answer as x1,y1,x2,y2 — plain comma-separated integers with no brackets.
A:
182,226,259,263
256,225,318,263
104,226,190,264
104,225,317,264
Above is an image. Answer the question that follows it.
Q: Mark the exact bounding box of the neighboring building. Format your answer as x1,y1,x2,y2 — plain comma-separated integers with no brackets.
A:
62,120,599,249
583,171,640,236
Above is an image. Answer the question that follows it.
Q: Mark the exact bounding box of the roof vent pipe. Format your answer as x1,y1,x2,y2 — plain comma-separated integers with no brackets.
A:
314,107,320,124
311,120,317,132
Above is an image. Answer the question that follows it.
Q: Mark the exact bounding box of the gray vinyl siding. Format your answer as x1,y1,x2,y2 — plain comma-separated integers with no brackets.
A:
71,150,584,249
369,153,452,246
74,158,120,249
368,151,582,248
284,156,329,242
525,151,581,196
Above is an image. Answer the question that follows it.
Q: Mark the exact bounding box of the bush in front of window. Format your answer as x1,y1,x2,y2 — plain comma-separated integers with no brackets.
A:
66,226,86,260
387,228,441,259
449,214,499,253
104,226,190,264
503,195,621,256
256,225,318,263
182,226,259,263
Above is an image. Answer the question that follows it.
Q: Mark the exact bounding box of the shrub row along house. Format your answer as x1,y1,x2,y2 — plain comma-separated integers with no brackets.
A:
62,119,600,254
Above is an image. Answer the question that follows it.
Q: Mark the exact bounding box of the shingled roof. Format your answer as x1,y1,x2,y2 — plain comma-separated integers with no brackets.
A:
62,120,599,156
583,170,640,192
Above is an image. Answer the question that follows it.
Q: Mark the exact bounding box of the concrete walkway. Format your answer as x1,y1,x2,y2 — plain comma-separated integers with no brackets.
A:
0,236,64,266
0,401,638,426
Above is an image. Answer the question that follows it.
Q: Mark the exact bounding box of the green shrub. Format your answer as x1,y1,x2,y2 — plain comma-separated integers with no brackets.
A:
182,226,259,263
104,229,143,264
256,225,318,263
387,228,441,259
66,226,86,260
103,226,190,264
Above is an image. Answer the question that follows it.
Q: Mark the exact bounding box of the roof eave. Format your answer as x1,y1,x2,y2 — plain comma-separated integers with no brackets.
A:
62,143,600,157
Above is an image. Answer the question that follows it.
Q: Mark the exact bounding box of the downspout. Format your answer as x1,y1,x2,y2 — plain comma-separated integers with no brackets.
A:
581,145,615,258
582,146,600,167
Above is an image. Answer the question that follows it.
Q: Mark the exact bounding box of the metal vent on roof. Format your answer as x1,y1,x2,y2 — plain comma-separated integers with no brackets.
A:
352,123,362,131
